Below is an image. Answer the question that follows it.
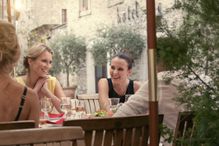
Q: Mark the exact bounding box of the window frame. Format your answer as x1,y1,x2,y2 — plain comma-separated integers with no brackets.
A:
79,0,91,17
108,0,124,7
61,9,67,24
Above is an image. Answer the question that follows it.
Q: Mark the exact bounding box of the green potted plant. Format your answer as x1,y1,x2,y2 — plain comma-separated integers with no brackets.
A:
158,0,219,145
50,34,86,87
91,25,145,65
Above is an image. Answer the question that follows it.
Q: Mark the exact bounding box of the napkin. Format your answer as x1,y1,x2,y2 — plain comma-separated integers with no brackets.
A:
47,113,64,124
40,112,64,124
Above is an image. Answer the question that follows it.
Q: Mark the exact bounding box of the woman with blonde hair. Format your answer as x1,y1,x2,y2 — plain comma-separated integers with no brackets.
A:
0,20,39,126
16,43,65,113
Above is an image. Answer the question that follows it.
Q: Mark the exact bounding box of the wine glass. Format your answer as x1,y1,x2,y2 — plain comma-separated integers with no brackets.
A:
75,100,86,119
125,94,133,102
109,98,120,113
76,100,85,111
60,97,71,119
40,98,52,120
70,99,79,111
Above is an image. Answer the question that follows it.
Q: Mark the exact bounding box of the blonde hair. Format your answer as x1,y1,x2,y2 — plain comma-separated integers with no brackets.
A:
23,43,53,69
0,20,20,73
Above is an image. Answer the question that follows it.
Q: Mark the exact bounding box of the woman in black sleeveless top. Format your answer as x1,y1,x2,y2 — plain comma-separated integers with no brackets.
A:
107,78,134,103
98,53,141,114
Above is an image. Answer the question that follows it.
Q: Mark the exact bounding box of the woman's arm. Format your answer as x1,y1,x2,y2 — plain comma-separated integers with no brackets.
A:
134,81,141,93
98,78,111,112
53,79,66,98
40,80,64,113
36,76,64,113
52,80,65,113
33,77,47,97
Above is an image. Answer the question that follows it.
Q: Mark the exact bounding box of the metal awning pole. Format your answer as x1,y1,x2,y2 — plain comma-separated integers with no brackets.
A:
146,0,159,146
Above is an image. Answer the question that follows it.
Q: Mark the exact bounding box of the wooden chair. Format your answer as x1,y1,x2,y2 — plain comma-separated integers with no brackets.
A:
0,120,35,130
173,111,195,146
77,94,100,114
0,126,85,146
64,114,164,146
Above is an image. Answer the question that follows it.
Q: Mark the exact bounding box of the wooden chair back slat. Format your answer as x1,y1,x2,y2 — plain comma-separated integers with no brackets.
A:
83,100,91,113
94,99,100,111
133,127,142,146
94,130,104,146
173,111,195,146
84,131,93,146
77,94,100,114
89,100,96,113
124,128,133,146
142,126,149,145
0,126,85,146
64,114,164,146
0,120,35,130
114,129,123,146
104,130,113,146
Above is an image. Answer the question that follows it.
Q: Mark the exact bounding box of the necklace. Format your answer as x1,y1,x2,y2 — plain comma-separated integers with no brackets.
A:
113,80,129,96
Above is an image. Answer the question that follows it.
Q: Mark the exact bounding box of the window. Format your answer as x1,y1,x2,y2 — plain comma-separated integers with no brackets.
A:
157,3,163,16
62,9,67,24
80,0,88,11
156,15,163,32
95,65,107,92
79,0,91,17
156,2,163,32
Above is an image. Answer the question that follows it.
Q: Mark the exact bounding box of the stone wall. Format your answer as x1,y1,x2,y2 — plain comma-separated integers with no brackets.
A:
15,0,179,94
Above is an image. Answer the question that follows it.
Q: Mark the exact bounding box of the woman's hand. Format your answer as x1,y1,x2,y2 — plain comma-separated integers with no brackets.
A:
33,77,48,93
40,82,49,95
39,82,53,99
39,81,63,113
37,91,44,100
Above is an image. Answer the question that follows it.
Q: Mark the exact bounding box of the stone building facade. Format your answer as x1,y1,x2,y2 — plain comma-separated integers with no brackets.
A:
14,0,177,94
66,0,149,93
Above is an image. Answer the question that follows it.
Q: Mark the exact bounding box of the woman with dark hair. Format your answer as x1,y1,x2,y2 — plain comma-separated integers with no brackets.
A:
0,20,39,126
113,46,187,146
98,53,141,113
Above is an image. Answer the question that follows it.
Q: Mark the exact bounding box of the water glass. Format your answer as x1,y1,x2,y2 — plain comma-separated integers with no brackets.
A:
69,99,86,119
109,98,120,113
70,99,79,111
40,98,52,119
75,100,86,119
60,97,71,118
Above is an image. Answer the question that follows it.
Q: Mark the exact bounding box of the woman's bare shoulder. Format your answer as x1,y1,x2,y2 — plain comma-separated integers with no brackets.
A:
13,81,38,102
133,80,142,92
98,78,108,92
98,78,108,84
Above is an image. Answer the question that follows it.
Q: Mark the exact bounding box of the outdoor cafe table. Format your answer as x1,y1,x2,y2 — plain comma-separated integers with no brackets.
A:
39,111,108,128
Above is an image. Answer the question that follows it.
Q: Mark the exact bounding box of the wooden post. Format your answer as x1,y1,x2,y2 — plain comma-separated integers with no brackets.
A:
146,0,159,146
7,0,12,23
